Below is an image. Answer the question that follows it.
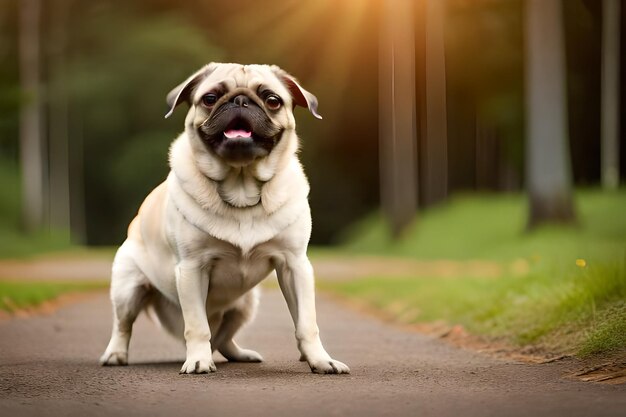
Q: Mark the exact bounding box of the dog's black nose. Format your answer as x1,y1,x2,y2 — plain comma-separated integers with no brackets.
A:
232,95,250,108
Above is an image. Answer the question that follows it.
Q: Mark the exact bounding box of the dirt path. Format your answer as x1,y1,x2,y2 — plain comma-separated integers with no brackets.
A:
1,288,624,417
0,254,509,281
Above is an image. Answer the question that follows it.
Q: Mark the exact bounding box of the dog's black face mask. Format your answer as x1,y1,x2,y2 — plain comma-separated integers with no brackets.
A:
197,92,283,165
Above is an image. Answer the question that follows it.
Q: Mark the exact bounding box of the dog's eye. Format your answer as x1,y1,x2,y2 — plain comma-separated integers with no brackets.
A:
265,94,282,111
202,93,218,107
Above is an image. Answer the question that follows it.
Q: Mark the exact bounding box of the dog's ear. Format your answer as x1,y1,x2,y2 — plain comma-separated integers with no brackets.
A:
165,64,215,119
272,66,322,120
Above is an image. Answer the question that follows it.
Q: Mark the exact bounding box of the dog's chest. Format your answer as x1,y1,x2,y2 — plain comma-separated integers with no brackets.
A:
206,246,273,302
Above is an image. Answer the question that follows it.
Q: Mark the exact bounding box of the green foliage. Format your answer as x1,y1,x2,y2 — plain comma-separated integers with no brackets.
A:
0,280,108,312
446,0,525,174
109,131,174,223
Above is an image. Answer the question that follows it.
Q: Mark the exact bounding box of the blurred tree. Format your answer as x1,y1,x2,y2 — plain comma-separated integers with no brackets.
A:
420,0,448,207
379,0,418,237
18,0,46,233
525,0,576,228
601,0,621,189
47,0,72,240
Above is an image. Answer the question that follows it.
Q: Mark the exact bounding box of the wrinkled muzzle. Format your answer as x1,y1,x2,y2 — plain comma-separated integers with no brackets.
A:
198,100,283,164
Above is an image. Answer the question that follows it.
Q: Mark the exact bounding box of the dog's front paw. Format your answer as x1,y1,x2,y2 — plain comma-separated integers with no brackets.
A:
180,357,217,374
308,358,350,375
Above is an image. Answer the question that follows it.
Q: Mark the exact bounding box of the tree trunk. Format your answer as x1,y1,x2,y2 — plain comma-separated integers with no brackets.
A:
48,0,72,241
525,0,576,229
19,0,46,233
68,105,87,244
601,0,621,190
420,0,448,207
379,0,418,237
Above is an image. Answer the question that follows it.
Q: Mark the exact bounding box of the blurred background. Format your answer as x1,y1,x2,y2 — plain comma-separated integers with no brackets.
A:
0,0,624,249
0,0,625,367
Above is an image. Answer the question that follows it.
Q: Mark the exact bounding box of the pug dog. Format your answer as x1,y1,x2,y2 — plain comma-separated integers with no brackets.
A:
99,63,349,375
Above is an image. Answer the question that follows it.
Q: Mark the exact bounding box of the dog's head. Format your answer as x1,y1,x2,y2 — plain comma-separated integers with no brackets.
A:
165,63,320,166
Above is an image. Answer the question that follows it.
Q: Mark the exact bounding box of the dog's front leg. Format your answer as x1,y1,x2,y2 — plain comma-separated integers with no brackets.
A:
176,262,216,374
276,253,350,374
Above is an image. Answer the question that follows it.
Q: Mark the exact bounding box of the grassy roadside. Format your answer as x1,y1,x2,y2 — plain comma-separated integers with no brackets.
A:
323,189,626,359
0,281,109,313
320,260,625,357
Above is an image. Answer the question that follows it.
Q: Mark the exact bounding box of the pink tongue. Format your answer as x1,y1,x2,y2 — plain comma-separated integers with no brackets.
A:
224,129,252,139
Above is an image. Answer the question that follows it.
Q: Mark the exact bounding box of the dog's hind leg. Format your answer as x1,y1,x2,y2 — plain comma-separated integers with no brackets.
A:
100,243,151,366
212,288,263,363
148,292,185,341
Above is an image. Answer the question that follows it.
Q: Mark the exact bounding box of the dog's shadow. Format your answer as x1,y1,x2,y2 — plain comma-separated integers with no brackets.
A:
123,359,315,378
126,360,185,370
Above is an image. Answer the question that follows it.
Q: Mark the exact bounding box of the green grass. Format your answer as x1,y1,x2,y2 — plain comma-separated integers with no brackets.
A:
321,259,626,356
340,189,626,262
579,305,626,357
0,230,78,259
0,281,108,312
326,189,626,358
0,159,76,259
